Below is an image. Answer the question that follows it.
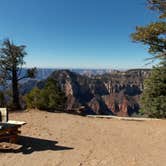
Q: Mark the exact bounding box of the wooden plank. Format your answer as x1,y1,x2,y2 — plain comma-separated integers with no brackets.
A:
0,123,18,128
0,108,8,122
0,121,22,144
7,120,26,125
0,128,19,143
0,128,19,135
0,134,17,140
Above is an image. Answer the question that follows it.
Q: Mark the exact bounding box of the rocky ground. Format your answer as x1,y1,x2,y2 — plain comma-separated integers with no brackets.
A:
0,109,166,166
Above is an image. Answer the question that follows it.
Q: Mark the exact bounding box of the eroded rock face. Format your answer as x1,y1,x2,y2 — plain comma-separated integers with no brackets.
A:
50,70,94,104
88,96,113,115
48,69,149,116
65,80,74,96
102,93,139,117
20,69,149,116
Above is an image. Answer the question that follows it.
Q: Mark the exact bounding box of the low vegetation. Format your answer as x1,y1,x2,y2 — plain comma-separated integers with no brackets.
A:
141,62,166,118
25,78,66,111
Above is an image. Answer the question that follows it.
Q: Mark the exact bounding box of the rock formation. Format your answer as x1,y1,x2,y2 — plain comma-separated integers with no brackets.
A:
19,69,150,116
47,69,149,116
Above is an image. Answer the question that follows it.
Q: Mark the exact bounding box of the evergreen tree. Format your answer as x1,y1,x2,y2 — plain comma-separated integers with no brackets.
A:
131,0,166,61
25,78,66,111
0,39,37,110
131,0,166,117
141,61,166,118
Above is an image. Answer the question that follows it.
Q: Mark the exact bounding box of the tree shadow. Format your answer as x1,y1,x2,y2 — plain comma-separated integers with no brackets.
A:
0,135,73,154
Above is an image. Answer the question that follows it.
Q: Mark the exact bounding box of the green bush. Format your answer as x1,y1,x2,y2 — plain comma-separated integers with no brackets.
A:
25,78,66,111
25,87,41,109
141,62,166,118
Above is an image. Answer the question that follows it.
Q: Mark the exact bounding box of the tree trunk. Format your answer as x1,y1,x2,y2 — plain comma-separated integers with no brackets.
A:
12,68,21,110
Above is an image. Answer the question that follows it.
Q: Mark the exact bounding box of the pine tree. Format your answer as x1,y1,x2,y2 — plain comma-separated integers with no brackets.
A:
141,61,166,118
0,39,37,110
131,0,166,117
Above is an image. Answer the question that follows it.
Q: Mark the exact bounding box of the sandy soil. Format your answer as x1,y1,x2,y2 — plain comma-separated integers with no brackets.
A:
0,109,166,166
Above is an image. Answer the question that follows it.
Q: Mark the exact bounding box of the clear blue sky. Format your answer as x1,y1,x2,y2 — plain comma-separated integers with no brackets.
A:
0,0,157,69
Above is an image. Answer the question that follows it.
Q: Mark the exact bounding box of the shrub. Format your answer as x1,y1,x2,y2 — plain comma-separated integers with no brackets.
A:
141,62,166,118
25,78,66,111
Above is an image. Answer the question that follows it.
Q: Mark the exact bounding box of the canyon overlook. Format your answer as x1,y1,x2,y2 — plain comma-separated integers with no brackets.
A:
20,69,150,116
52,69,150,116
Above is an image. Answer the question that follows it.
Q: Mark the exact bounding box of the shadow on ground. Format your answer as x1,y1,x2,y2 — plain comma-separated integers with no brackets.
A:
0,136,74,154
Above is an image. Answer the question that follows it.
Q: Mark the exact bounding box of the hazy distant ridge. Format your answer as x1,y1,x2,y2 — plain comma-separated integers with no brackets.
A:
22,68,151,80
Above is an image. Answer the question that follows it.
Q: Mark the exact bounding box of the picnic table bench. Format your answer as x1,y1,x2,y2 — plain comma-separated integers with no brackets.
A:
0,122,21,143
0,108,26,143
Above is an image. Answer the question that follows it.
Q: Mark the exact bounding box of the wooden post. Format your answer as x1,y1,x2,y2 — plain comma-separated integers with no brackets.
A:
0,108,8,122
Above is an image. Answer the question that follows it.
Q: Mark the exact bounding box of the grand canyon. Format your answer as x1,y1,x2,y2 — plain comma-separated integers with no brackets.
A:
19,68,150,116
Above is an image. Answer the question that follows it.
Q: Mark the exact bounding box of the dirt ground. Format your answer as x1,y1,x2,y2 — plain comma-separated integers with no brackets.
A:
0,109,166,166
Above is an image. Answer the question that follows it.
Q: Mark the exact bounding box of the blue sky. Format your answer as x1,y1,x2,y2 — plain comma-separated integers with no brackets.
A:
0,0,157,69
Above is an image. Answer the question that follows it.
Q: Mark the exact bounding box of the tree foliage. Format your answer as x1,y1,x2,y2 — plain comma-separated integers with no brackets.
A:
131,0,166,61
0,39,37,109
141,62,166,118
148,0,166,18
132,22,166,59
131,0,166,118
25,78,66,111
